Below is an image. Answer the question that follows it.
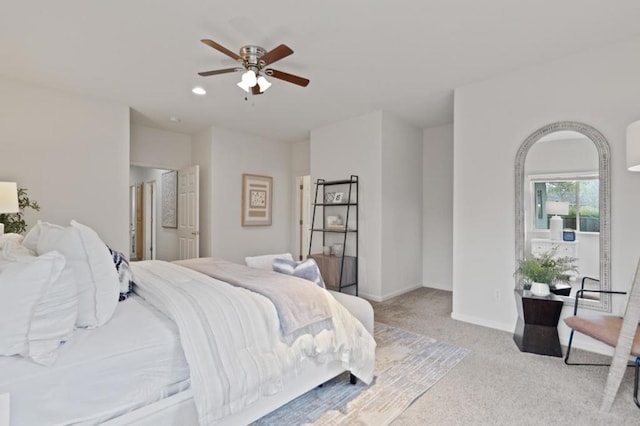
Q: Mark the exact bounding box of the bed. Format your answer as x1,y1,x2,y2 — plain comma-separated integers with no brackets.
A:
0,223,376,425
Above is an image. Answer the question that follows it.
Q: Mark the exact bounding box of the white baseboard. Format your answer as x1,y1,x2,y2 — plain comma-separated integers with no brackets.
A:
360,283,423,302
452,312,615,357
450,311,515,333
422,282,453,291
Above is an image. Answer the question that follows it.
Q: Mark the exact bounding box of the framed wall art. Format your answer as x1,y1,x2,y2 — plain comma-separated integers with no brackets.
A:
242,173,273,226
161,170,178,228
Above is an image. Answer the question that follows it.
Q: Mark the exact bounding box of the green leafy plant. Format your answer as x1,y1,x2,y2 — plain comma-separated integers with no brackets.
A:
0,187,40,234
515,250,577,286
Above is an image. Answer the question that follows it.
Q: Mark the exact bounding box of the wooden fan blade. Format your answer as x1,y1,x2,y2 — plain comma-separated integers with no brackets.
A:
198,68,241,77
201,39,242,61
268,69,310,87
251,85,262,95
259,44,293,66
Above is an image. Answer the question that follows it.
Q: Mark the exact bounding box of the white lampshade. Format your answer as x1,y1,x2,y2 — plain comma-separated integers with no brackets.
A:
627,120,640,171
0,182,19,214
237,80,251,92
545,201,569,216
237,70,258,93
257,76,272,92
0,182,19,236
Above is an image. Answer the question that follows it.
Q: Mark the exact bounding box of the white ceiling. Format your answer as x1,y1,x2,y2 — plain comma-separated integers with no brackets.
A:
2,1,640,142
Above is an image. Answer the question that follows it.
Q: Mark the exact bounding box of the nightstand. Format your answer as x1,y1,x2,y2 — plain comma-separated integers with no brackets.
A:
513,290,564,357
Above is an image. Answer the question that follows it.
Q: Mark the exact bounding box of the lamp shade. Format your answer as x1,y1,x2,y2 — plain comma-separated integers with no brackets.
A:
257,76,272,92
627,120,640,171
546,201,569,216
0,182,19,214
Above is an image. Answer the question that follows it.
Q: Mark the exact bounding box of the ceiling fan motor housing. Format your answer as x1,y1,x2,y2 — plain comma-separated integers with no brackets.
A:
240,45,266,70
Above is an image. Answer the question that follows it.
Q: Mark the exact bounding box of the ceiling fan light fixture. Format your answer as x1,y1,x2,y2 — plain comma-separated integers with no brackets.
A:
257,76,272,92
241,70,257,87
237,80,251,92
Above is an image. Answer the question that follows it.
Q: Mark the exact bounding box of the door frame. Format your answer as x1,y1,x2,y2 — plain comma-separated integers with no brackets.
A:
143,180,157,260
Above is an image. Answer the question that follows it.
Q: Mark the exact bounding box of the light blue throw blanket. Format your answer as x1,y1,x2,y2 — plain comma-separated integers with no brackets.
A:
174,257,333,338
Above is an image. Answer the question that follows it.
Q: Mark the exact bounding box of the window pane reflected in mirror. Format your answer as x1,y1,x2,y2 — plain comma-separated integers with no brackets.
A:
532,178,599,232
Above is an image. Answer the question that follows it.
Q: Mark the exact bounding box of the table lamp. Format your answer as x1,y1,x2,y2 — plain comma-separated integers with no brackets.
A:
0,182,19,235
546,201,569,241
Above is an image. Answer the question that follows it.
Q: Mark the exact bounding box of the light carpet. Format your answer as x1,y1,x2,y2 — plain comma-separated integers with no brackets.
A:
253,322,469,425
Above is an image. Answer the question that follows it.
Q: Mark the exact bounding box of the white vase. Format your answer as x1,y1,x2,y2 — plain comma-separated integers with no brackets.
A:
530,282,550,297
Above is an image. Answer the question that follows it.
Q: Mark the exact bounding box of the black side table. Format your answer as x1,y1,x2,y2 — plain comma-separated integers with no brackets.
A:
513,289,564,357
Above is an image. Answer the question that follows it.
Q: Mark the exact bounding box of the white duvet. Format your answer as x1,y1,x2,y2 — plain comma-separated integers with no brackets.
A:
131,260,376,425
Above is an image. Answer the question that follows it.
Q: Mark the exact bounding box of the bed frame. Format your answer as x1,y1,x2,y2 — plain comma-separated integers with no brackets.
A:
103,290,374,425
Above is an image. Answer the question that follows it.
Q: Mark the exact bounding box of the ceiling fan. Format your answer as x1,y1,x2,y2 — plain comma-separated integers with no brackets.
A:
198,39,310,95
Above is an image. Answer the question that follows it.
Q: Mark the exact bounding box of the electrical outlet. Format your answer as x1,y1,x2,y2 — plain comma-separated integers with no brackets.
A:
494,289,501,301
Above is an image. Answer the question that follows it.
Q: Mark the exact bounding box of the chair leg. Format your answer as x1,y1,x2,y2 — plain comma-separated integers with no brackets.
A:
564,329,576,365
564,328,615,367
634,358,640,409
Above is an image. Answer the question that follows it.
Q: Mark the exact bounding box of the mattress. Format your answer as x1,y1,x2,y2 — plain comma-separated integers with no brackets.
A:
0,295,190,426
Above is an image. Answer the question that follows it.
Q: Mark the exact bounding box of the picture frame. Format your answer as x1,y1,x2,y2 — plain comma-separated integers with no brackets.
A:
333,192,344,203
161,170,178,228
242,173,273,226
324,192,335,203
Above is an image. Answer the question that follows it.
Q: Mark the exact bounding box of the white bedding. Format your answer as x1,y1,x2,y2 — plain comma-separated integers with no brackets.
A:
132,260,376,426
0,296,190,426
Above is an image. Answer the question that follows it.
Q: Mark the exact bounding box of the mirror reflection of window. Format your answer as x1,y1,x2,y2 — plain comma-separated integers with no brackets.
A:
531,178,599,232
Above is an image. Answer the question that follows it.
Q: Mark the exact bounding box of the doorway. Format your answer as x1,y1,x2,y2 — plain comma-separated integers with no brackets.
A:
129,164,200,261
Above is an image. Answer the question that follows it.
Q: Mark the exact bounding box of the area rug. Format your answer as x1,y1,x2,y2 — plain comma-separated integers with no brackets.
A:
253,322,469,425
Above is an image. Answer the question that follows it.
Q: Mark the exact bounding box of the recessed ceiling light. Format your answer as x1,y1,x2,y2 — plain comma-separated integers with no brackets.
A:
192,86,206,96
169,116,182,123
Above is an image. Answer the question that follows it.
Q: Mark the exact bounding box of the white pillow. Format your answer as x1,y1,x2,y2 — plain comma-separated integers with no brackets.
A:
0,239,78,365
22,221,42,252
0,249,71,365
245,252,294,270
36,220,119,328
0,233,25,245
272,258,326,288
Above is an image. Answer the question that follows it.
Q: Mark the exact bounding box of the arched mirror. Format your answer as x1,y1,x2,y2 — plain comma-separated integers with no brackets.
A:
515,121,611,312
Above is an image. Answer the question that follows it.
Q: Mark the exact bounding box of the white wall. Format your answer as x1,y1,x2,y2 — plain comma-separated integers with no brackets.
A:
311,111,383,299
423,124,454,291
311,110,423,301
129,166,177,261
381,113,423,299
130,124,192,169
208,127,293,264
452,36,640,354
526,137,598,175
292,140,311,177
0,79,129,252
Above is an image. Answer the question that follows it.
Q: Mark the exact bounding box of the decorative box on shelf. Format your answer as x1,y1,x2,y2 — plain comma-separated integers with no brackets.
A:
309,253,357,291
550,283,572,296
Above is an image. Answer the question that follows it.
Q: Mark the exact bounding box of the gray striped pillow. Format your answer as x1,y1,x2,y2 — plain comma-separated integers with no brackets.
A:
272,258,325,289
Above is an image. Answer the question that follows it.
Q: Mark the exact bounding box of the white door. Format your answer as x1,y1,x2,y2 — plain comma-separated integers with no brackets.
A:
178,165,199,260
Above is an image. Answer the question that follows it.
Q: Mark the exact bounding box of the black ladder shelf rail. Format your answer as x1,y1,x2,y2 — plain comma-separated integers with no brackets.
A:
308,175,358,295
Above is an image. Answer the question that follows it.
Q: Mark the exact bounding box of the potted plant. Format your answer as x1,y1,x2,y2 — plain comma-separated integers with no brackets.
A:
515,250,577,296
